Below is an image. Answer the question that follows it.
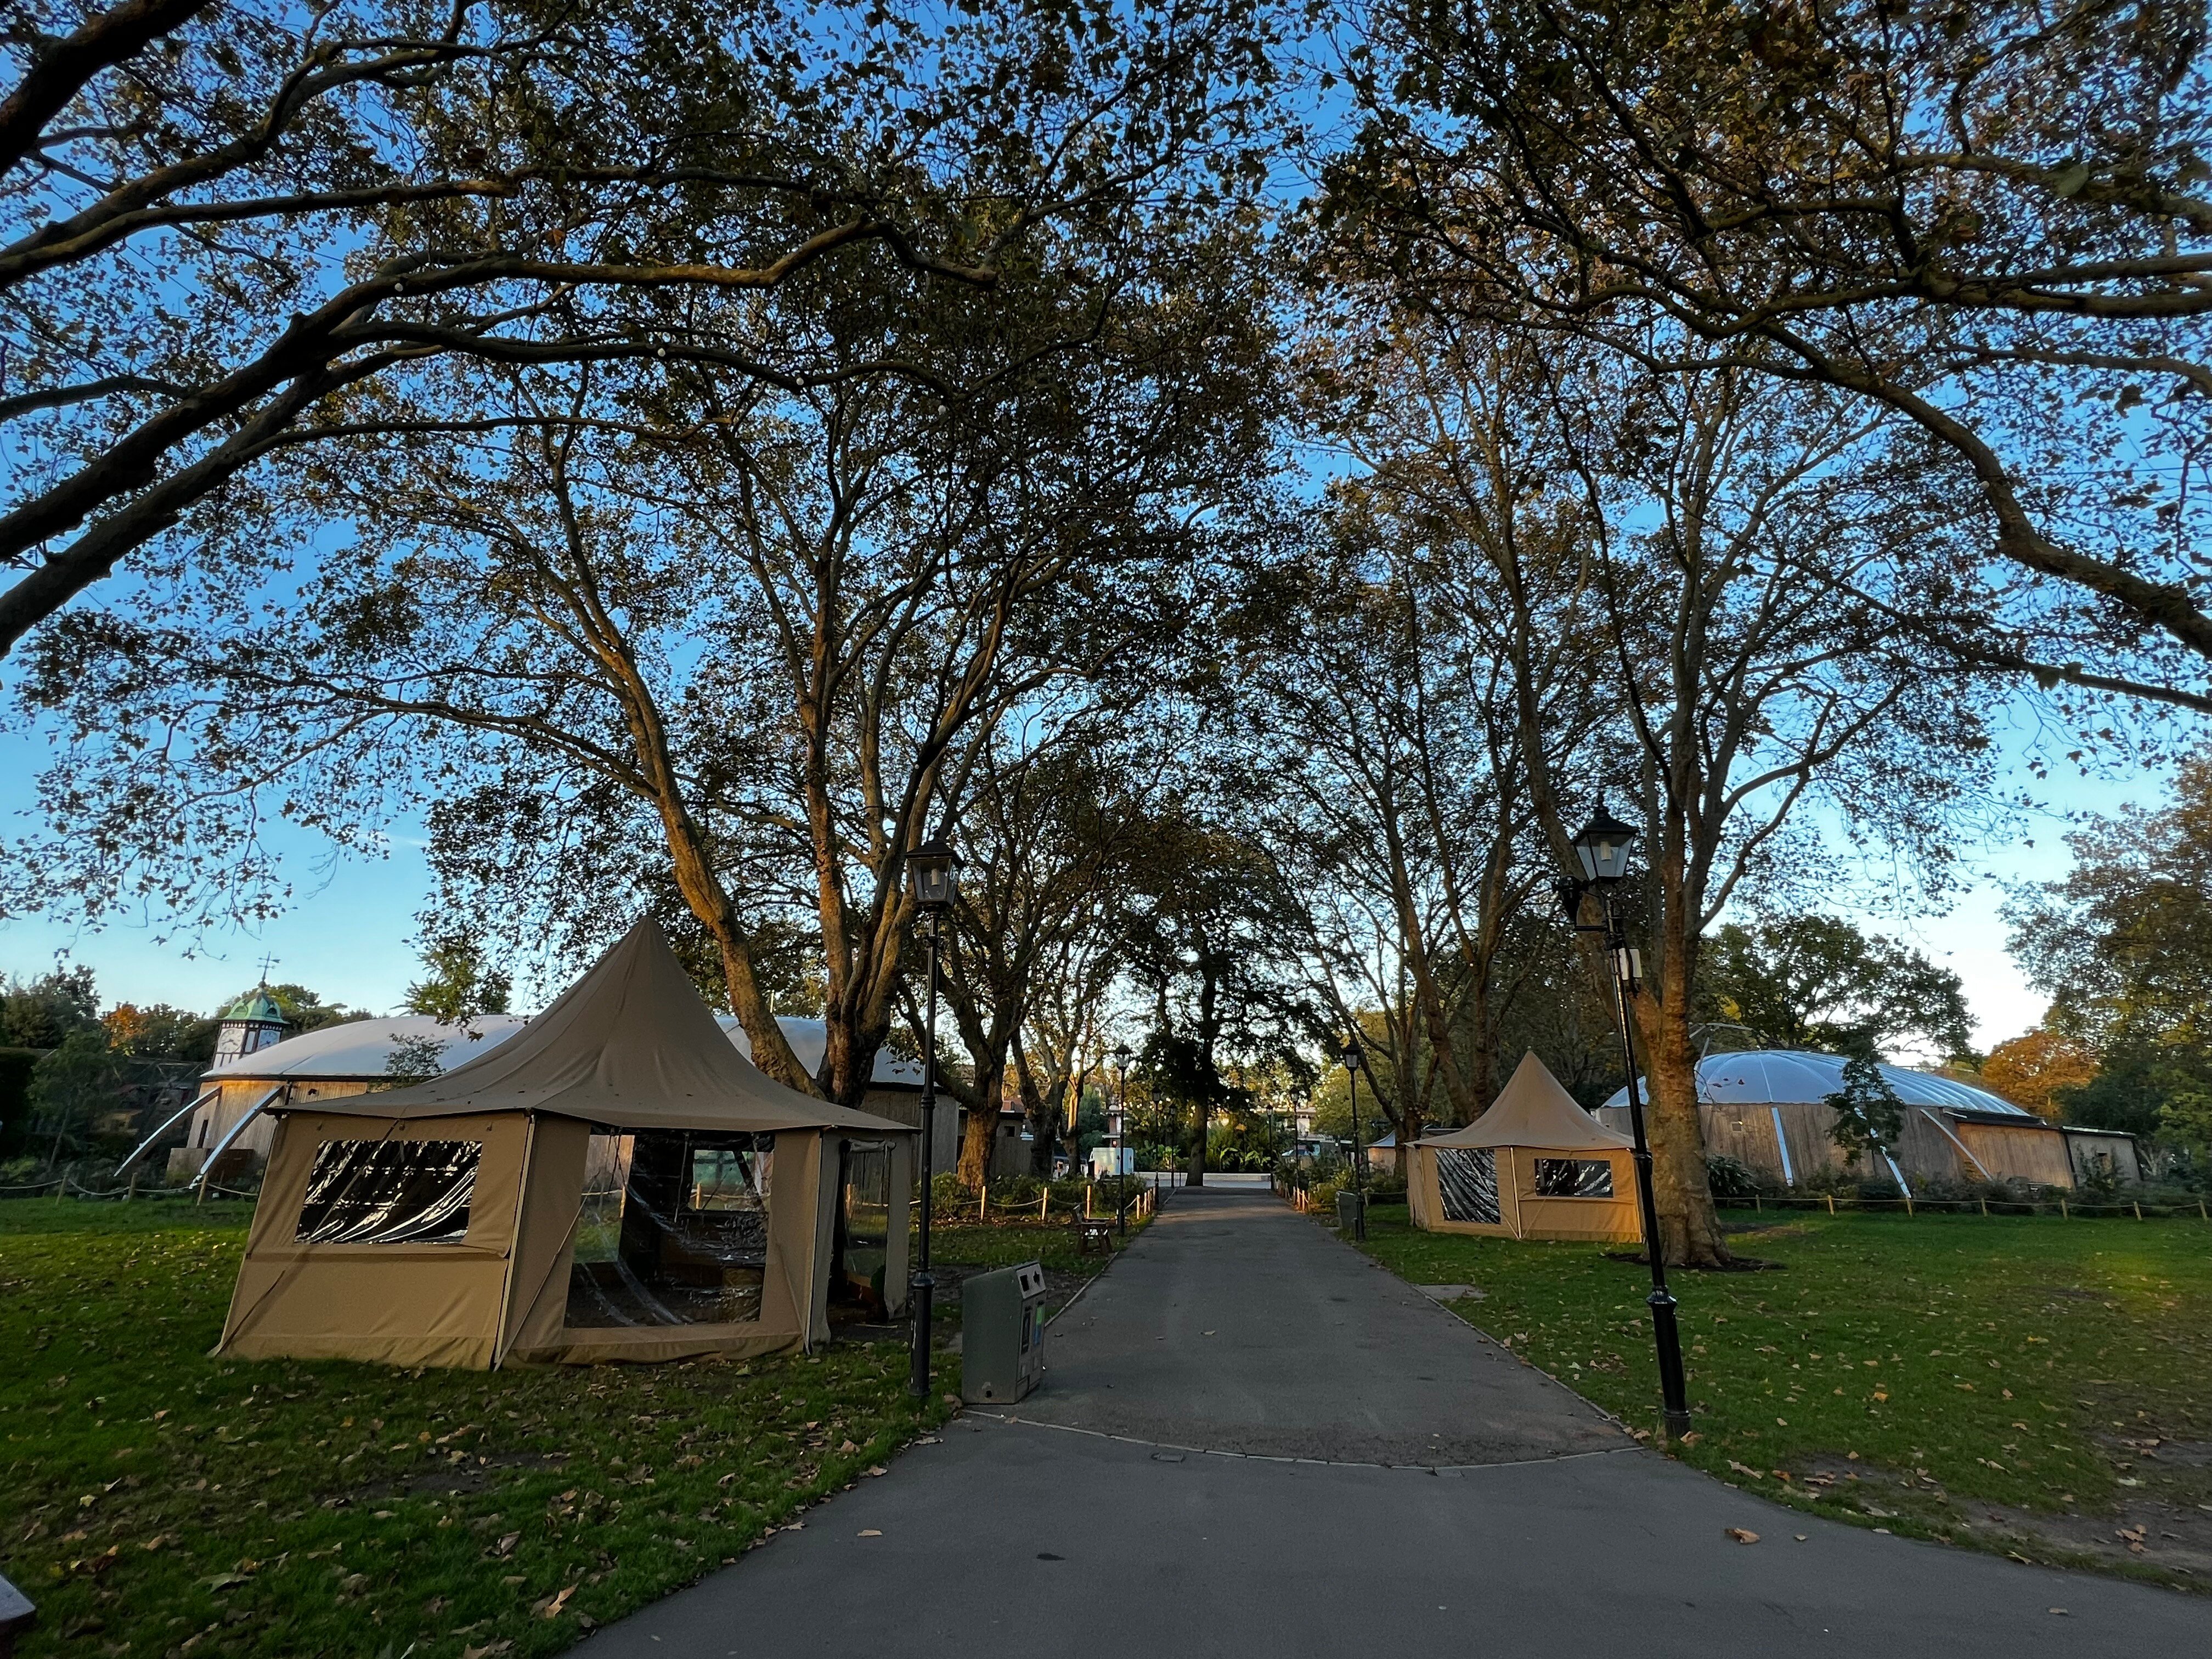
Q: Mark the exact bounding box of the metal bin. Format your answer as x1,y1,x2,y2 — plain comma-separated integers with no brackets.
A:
961,1260,1047,1404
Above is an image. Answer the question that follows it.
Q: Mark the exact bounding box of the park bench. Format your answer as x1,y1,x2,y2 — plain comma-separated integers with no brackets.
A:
1078,1218,1116,1255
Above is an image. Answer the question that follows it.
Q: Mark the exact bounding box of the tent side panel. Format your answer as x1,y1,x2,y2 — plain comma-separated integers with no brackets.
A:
526,1325,804,1365
1498,1148,1524,1238
883,1135,913,1317
217,1111,308,1350
1407,1148,1436,1231
765,1128,823,1346
808,1132,843,1347
498,1115,592,1364
217,1111,526,1369
1498,1148,1643,1244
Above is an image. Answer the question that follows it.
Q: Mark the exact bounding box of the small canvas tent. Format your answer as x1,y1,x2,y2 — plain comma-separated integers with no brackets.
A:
216,919,914,1369
1408,1053,1642,1244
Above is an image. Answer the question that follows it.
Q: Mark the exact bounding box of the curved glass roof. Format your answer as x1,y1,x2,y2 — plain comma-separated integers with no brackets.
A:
1599,1050,2034,1118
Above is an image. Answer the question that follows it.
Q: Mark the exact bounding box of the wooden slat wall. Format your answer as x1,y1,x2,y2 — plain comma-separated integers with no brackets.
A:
1956,1121,2074,1187
1601,1096,2090,1189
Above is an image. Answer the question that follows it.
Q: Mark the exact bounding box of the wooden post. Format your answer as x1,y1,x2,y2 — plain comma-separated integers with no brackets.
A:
2060,1197,2068,1219
1903,1190,1914,1217
979,1185,988,1224
1040,1187,1049,1221
2134,1201,2143,1221
1979,1196,1988,1217
1826,1193,1836,1216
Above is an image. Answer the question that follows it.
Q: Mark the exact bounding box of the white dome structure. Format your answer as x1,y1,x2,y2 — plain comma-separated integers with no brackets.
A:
207,1014,530,1081
1599,1050,2036,1118
1590,1048,2138,1192
171,1012,926,1184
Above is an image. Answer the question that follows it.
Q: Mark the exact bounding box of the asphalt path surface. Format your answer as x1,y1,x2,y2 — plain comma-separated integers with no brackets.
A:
582,1188,2210,1656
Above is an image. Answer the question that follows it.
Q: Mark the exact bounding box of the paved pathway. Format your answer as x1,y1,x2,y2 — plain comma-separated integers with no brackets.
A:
582,1188,2211,1656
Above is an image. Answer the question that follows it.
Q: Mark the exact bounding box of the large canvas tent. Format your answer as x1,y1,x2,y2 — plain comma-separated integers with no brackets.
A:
1408,1053,1642,1244
216,920,915,1369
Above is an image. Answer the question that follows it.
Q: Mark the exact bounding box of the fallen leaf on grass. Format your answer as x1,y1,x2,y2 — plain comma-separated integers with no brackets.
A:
1726,1460,1764,1480
539,1585,577,1620
461,1643,514,1659
490,1532,520,1558
205,1573,250,1593
1725,1529,1760,1544
865,1465,888,1476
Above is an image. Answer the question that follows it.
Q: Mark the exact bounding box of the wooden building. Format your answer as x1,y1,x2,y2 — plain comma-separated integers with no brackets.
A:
1593,1050,2141,1192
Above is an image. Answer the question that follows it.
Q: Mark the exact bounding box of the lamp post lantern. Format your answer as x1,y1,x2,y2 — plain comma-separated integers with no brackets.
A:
1110,1043,1133,1235
906,834,958,1402
1559,802,1692,1441
1341,1035,1367,1242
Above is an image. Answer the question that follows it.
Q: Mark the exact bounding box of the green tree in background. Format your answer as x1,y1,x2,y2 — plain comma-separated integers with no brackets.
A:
2009,752,2212,1143
1,967,101,1048
1823,1053,1906,1170
404,935,514,1026
1697,915,1974,1062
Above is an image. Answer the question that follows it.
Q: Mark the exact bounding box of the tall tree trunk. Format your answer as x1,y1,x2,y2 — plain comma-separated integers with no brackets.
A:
958,1104,997,1192
1633,879,1732,1267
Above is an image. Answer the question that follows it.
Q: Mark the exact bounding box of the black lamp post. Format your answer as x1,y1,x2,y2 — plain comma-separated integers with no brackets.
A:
1341,1035,1367,1242
1110,1043,1132,1235
1556,800,1692,1441
906,833,958,1402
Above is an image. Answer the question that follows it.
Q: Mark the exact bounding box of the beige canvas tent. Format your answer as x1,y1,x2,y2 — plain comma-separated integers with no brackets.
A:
1408,1053,1642,1244
216,919,914,1369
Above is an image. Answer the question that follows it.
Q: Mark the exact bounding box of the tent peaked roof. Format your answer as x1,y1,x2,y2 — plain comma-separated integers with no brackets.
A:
306,918,908,1135
1419,1052,1630,1152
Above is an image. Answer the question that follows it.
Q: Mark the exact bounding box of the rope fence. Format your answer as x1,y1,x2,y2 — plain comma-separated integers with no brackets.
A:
0,1175,259,1203
1719,1190,2210,1221
959,1179,1160,1226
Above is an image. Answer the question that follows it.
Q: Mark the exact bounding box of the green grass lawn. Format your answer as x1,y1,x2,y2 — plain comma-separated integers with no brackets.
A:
1350,1203,2212,1589
1,1198,952,1658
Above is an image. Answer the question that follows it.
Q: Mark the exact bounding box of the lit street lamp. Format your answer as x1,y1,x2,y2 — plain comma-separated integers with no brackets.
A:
906,834,958,1401
1111,1043,1133,1235
1341,1034,1367,1242
1555,800,1692,1441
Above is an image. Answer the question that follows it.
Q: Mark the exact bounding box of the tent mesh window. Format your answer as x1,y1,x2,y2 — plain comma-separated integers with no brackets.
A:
1532,1158,1614,1198
565,1131,774,1328
1436,1148,1500,1224
833,1141,892,1310
294,1139,482,1245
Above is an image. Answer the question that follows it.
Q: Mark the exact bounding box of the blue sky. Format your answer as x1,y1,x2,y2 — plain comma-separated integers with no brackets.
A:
0,680,2144,1047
